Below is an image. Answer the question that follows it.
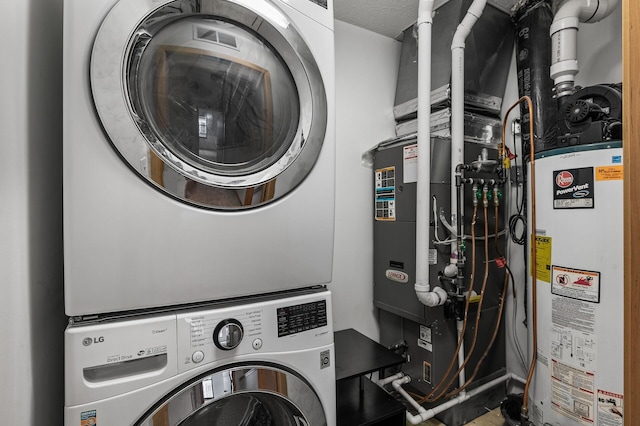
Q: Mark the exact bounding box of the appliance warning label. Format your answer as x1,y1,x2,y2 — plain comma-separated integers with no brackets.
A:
80,410,97,426
597,389,623,425
553,167,594,209
375,166,396,221
552,265,600,303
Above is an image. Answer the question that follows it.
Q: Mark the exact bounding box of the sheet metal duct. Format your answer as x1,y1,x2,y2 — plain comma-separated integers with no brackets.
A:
394,0,516,120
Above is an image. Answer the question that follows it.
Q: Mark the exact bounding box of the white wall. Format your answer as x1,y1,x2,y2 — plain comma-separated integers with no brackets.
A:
0,0,66,423
331,20,401,340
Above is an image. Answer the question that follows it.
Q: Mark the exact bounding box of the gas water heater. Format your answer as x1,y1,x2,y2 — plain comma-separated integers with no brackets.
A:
527,140,624,425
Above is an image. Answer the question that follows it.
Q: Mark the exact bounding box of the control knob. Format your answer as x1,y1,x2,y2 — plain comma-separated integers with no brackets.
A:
213,319,244,350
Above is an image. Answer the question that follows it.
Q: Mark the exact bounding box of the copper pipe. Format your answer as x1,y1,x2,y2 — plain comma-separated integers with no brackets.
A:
429,195,490,402
502,96,536,415
417,201,479,404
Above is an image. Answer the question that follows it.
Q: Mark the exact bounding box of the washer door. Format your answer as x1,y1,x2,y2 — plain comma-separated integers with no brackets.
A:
92,0,327,209
135,364,327,425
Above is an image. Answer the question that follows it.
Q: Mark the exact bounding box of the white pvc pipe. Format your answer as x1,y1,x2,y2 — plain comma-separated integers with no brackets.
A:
550,0,621,97
392,373,526,425
450,0,487,260
375,372,405,387
446,0,487,399
415,0,446,307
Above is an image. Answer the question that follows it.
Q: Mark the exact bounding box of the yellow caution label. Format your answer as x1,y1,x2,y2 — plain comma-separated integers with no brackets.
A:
531,235,552,283
595,165,623,181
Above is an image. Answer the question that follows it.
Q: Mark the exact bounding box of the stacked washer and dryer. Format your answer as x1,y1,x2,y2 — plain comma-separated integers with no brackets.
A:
62,0,336,424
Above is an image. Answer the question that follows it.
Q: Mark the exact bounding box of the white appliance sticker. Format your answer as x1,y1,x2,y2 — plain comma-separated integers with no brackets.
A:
551,295,597,370
403,144,418,184
597,389,624,425
551,360,595,425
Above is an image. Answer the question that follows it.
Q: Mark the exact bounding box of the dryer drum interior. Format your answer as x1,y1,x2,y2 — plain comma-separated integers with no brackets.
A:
92,0,328,209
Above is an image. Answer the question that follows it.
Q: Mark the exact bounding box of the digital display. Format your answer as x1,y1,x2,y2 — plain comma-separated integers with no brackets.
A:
277,300,327,337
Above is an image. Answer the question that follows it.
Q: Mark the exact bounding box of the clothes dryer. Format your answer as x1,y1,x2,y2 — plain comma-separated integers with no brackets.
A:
64,288,336,425
63,0,335,316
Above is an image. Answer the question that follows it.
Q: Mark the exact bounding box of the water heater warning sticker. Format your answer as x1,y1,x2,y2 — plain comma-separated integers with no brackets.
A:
596,165,623,181
531,236,552,283
552,265,600,303
553,167,594,209
597,389,623,425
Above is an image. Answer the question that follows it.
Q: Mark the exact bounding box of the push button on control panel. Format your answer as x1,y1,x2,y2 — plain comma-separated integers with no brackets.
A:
252,338,263,350
192,350,205,363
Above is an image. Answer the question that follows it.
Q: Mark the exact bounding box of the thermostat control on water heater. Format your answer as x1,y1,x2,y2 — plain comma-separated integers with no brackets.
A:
557,84,622,147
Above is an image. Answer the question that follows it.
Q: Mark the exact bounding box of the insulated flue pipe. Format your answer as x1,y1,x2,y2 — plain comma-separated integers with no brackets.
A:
550,0,620,98
415,0,447,307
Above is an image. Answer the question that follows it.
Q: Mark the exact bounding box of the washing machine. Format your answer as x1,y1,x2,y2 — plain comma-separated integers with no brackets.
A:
64,287,336,425
63,0,335,316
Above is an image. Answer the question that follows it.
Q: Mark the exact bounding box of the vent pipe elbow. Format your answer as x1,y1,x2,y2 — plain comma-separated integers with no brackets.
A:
415,283,447,307
550,0,621,98
451,0,487,49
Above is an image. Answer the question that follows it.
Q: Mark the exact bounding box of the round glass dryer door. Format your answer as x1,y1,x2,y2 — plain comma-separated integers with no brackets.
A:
135,365,327,425
91,0,327,209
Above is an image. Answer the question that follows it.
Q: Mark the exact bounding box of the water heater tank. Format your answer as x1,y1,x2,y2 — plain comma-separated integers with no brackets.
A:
527,141,624,425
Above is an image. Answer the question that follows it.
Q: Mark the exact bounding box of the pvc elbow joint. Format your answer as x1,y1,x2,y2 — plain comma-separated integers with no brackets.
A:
415,283,448,307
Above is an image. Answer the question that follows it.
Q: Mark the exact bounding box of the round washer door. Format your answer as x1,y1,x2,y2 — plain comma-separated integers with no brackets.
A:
135,364,327,425
92,0,327,209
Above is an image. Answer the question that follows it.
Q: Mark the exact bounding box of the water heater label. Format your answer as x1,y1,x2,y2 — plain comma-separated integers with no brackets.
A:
597,389,624,425
553,167,594,209
595,165,623,181
552,265,600,303
551,360,595,425
531,236,552,283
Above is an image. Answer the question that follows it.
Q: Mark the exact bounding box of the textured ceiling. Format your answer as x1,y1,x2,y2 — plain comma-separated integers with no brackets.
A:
334,0,523,40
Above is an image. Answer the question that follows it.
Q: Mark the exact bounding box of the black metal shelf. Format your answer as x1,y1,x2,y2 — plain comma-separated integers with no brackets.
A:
334,328,406,426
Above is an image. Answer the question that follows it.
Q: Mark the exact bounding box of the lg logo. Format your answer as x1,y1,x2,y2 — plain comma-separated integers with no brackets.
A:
82,337,105,346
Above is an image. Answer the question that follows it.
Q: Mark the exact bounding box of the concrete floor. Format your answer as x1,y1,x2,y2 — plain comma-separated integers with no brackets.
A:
410,407,506,426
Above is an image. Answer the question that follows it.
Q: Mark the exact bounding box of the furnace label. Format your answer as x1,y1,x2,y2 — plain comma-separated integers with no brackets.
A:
553,167,594,209
403,144,418,183
375,166,396,221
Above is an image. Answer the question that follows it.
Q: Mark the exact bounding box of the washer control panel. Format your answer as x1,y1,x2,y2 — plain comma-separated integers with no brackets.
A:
277,299,328,337
175,291,333,373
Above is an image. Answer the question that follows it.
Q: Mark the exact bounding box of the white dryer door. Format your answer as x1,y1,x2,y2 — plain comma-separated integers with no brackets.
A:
92,0,327,209
135,364,327,425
